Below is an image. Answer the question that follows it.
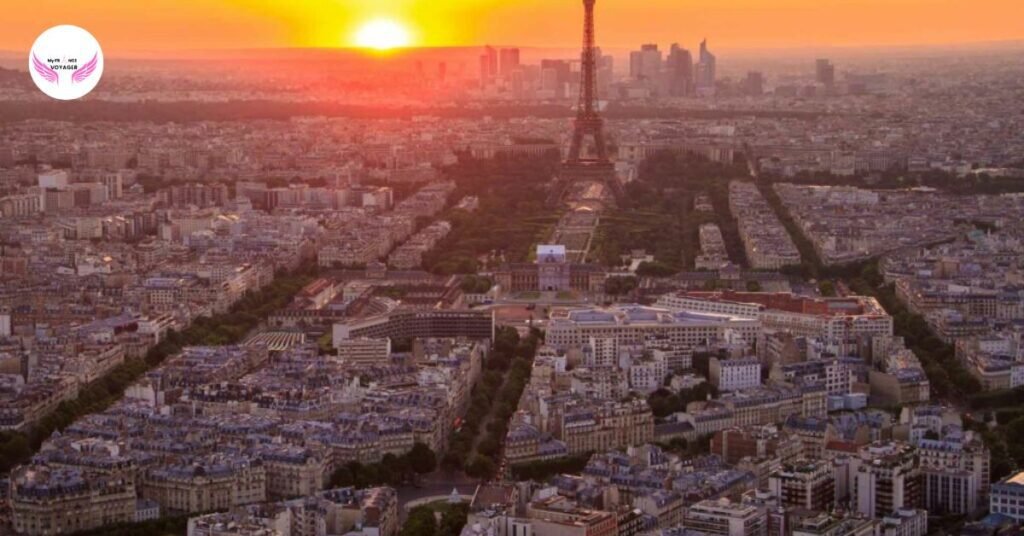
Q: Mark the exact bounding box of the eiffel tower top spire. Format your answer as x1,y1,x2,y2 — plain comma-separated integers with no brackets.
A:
578,0,599,118
566,0,609,164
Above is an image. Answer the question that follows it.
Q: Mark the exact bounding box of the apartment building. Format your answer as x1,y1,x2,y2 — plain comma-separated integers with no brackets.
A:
683,498,767,536
710,425,803,465
990,471,1024,522
561,399,654,455
709,357,762,392
768,460,835,511
791,513,878,536
141,457,267,515
850,442,922,519
334,337,392,364
10,464,137,536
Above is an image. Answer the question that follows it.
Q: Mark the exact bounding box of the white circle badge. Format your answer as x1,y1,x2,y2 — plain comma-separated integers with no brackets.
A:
28,25,104,100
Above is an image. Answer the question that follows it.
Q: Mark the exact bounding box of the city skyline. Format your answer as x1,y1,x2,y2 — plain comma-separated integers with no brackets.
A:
1,0,1023,55
3,1,1024,535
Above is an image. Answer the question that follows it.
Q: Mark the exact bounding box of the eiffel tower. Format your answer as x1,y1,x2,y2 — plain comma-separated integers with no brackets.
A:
552,0,622,206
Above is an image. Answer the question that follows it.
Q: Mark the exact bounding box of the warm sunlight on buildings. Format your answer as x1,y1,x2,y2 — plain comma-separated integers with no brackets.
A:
352,19,414,50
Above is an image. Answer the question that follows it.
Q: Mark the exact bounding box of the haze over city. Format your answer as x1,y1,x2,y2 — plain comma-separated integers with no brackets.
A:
1,1,1024,536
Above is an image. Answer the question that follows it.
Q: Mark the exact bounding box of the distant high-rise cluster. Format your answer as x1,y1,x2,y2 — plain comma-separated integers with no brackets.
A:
628,44,662,81
478,45,498,86
540,58,573,98
816,58,836,87
744,71,765,96
499,47,520,75
478,38,854,102
479,43,613,100
696,38,717,96
666,43,694,97
621,39,715,98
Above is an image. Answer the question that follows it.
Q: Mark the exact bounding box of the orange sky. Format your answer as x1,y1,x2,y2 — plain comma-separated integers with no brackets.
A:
3,0,1023,55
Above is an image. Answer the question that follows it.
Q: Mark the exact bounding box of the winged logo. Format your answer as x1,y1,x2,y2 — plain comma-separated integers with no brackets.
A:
72,53,99,84
31,53,58,84
28,26,103,100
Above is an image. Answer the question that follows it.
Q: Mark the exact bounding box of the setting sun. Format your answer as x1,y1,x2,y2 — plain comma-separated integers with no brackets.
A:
353,19,412,50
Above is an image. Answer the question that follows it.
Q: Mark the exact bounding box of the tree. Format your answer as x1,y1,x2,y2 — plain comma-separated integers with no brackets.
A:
0,434,31,473
646,389,680,419
329,465,355,488
421,153,562,273
408,442,437,474
442,444,467,471
400,506,438,536
379,454,400,483
646,382,718,419
466,454,497,480
636,261,677,278
679,382,718,406
460,275,493,294
494,326,520,356
605,275,638,296
510,452,592,481
478,437,500,457
439,503,469,536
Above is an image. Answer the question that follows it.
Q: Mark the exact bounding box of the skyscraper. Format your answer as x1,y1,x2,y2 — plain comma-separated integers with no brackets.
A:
816,59,835,87
666,44,694,97
595,47,614,95
499,48,521,75
629,43,662,80
745,71,765,96
696,38,717,97
540,59,572,98
479,45,498,86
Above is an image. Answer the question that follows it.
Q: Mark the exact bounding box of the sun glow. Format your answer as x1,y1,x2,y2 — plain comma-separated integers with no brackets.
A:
353,19,412,50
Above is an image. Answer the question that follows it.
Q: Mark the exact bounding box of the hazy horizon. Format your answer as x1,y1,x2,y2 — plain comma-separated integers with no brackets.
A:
2,37,1023,63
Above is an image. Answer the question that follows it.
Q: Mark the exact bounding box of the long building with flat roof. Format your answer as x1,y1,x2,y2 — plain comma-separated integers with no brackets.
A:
657,291,892,342
545,305,759,350
333,309,494,342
